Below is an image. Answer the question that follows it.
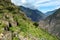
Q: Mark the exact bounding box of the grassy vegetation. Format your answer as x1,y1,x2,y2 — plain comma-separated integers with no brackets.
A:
0,0,59,40
10,14,59,40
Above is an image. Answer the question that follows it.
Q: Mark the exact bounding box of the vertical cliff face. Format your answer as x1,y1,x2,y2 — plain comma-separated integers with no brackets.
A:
39,8,60,37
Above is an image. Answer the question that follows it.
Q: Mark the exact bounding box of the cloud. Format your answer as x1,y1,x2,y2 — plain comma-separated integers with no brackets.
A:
35,0,60,13
11,0,51,7
11,0,60,13
36,0,60,7
11,0,26,5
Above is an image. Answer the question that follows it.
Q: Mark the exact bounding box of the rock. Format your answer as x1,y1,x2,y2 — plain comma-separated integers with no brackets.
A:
39,8,60,37
0,31,12,40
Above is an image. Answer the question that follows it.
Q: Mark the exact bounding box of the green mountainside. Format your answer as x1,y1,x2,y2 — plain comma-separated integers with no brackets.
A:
0,0,59,40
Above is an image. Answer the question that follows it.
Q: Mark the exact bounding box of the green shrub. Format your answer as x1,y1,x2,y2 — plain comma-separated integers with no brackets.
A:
13,37,19,40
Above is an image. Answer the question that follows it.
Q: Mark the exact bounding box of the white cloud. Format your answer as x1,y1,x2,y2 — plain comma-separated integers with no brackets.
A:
11,0,60,13
35,0,60,7
21,0,26,3
11,0,51,6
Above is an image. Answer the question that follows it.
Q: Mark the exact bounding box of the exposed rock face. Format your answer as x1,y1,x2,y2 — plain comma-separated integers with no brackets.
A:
0,31,12,40
39,8,60,37
4,13,17,27
0,0,19,40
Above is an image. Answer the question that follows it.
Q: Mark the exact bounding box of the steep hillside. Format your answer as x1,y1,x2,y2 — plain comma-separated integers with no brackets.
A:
39,8,60,38
19,6,45,22
0,0,59,40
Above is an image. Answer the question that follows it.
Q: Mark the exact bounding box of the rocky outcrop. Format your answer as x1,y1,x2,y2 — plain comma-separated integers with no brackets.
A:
0,31,12,40
39,8,60,37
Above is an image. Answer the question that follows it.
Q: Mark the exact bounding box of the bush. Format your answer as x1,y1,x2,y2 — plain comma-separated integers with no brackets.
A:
33,22,39,27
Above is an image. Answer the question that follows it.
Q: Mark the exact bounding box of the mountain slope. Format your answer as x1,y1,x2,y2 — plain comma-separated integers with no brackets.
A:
45,10,56,16
39,8,60,38
0,0,59,40
19,6,45,22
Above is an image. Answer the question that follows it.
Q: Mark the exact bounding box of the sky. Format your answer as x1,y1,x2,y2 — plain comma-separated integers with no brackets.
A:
11,0,60,13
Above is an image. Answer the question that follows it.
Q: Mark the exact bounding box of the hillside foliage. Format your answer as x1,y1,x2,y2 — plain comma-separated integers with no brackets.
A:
0,0,59,40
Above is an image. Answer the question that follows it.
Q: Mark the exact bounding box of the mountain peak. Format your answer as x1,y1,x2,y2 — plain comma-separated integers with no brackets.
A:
20,6,37,10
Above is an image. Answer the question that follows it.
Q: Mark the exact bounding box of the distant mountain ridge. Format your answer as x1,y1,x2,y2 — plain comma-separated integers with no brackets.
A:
0,0,59,40
45,10,57,16
19,6,46,22
39,8,60,38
